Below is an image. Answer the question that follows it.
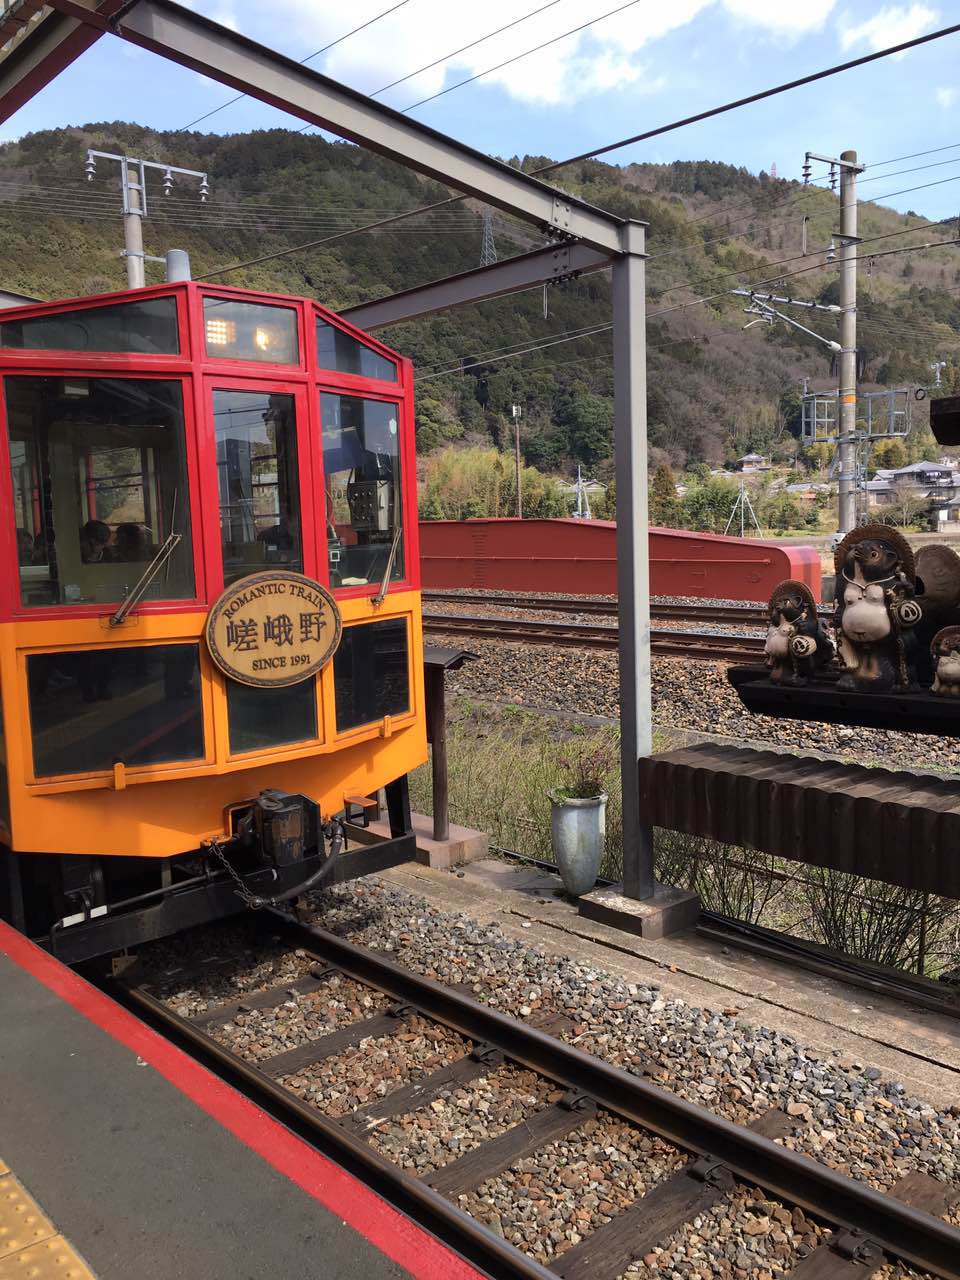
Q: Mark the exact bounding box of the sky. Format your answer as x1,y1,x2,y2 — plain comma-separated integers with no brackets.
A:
4,1,960,219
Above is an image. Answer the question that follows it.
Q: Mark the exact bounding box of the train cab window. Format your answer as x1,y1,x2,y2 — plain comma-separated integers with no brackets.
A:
316,319,396,381
333,619,409,732
27,644,204,777
0,296,179,355
204,298,298,365
5,377,194,608
226,679,318,755
215,389,302,586
320,393,404,589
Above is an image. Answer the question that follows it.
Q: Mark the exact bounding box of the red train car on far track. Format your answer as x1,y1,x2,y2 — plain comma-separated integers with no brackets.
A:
419,519,821,603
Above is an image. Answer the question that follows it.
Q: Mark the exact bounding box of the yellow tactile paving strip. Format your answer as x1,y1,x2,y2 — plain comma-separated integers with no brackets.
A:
0,1160,96,1280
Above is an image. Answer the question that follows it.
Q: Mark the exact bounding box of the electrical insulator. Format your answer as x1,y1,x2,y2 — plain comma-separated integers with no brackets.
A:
84,155,96,182
163,169,173,195
829,164,837,192
826,238,837,263
199,176,209,202
801,159,811,185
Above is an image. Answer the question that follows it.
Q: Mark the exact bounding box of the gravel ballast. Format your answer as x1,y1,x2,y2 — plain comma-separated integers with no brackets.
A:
436,636,960,773
139,878,960,1276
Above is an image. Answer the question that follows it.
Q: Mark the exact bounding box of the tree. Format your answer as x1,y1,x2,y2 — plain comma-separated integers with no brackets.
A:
418,447,568,520
557,388,614,466
759,490,802,532
649,464,681,527
678,477,739,533
882,480,933,529
871,437,908,470
804,442,833,473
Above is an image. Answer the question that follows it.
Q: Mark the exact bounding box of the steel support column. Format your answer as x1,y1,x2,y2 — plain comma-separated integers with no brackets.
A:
612,222,654,901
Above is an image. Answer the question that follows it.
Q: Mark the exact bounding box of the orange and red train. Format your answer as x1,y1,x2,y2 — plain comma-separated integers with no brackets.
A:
0,280,426,961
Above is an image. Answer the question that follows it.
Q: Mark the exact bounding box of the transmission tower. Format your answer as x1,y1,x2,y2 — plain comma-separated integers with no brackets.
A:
480,209,497,267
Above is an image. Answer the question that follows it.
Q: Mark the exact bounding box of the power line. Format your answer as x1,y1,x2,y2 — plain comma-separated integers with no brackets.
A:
299,0,566,132
178,0,411,132
402,0,643,112
157,18,960,279
197,197,462,278
868,140,960,169
421,231,959,379
531,20,960,175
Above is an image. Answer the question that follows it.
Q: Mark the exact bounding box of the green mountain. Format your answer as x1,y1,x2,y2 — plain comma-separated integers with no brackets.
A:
2,122,958,476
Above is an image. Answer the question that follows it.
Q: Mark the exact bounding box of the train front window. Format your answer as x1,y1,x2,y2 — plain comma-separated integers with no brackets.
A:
215,389,302,587
0,296,179,355
316,319,396,381
320,393,403,589
5,377,194,608
27,644,204,777
204,298,298,365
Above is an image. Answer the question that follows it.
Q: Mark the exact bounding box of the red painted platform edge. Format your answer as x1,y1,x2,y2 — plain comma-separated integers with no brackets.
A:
0,921,486,1280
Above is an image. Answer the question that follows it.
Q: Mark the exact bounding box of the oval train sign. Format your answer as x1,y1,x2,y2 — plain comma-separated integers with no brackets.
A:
205,571,341,688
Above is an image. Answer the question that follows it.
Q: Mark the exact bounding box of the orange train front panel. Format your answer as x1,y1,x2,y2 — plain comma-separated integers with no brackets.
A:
0,591,426,858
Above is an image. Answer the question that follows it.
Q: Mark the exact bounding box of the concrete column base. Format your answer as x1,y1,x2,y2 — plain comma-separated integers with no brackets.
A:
356,812,489,871
578,881,700,940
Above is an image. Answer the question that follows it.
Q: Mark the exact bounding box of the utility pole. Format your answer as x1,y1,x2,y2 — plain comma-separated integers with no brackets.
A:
803,149,864,534
123,160,145,288
85,150,209,289
511,403,523,517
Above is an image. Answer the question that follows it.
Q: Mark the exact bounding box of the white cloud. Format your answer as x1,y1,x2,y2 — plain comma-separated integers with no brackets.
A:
182,0,840,113
936,86,958,108
723,0,836,36
838,4,939,56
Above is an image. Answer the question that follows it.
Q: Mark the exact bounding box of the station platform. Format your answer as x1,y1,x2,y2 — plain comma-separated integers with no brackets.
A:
0,923,483,1280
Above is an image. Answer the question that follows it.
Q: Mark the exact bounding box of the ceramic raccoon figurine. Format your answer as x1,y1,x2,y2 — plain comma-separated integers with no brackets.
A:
931,626,960,696
764,579,832,685
833,525,920,693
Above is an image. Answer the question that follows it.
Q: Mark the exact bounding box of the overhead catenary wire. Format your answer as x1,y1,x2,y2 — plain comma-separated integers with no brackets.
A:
178,0,412,132
298,0,567,132
194,147,960,283
531,19,960,174
50,20,958,284
400,0,643,112
421,233,960,379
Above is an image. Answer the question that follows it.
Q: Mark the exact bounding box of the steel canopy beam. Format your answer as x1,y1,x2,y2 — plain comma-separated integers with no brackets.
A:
0,0,120,121
56,0,628,256
340,242,612,331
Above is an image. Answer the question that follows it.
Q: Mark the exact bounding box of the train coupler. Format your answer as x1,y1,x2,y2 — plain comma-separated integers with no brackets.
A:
209,790,343,909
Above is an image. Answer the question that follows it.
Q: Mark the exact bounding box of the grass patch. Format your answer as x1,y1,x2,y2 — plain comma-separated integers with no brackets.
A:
410,696,960,980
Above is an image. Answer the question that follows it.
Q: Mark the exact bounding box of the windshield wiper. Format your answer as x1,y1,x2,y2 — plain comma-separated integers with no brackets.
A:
373,523,403,607
109,532,182,627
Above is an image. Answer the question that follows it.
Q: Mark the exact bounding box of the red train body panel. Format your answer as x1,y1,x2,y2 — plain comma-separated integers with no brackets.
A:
419,518,822,603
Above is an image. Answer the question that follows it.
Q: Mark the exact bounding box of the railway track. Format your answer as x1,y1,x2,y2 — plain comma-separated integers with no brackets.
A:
122,910,960,1280
423,611,766,664
423,591,776,628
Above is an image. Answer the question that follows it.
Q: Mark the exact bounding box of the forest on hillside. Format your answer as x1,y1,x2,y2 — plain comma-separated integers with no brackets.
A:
1,122,959,485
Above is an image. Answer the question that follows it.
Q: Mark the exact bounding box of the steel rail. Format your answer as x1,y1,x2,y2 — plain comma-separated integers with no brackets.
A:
121,914,960,1278
422,591,835,629
422,611,766,662
257,915,960,1278
121,981,553,1280
423,591,771,627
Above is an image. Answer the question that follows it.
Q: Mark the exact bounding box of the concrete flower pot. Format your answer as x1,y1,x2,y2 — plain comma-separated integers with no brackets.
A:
549,792,607,896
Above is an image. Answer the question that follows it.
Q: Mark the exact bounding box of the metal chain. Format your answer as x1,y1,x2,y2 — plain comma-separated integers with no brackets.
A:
207,838,260,908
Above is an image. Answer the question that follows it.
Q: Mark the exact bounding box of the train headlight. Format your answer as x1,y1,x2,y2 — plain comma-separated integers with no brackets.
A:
206,318,236,347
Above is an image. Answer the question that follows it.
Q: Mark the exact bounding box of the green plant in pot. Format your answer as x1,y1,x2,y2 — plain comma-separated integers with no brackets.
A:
548,738,615,896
